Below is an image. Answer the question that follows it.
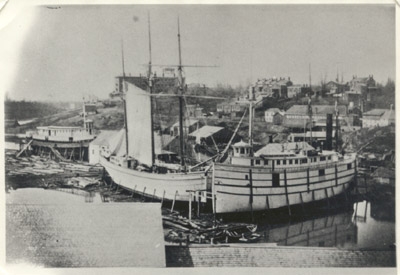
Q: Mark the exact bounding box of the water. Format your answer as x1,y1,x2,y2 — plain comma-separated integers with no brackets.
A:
252,200,395,250
6,188,395,250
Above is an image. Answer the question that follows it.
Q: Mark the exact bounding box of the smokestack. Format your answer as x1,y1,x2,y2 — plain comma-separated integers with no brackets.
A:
326,114,333,150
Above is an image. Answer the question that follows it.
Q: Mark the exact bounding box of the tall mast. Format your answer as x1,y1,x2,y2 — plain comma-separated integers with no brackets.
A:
248,86,254,149
177,16,185,169
121,40,129,159
147,12,156,167
308,63,312,95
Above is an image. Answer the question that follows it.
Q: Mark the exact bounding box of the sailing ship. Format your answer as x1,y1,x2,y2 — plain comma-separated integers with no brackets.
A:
211,88,358,214
100,16,208,202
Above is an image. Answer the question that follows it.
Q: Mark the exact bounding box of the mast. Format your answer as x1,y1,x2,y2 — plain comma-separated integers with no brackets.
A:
248,86,254,150
308,96,313,146
335,99,339,152
308,63,312,95
121,40,129,159
177,16,185,169
147,12,156,167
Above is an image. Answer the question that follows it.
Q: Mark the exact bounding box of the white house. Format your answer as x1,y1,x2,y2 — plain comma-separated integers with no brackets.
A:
265,108,285,124
89,130,122,164
362,108,395,128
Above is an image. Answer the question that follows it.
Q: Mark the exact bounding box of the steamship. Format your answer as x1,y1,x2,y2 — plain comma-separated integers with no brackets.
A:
211,89,357,214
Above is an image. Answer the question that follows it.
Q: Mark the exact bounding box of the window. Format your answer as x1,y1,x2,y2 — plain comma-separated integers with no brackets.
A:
255,159,260,165
265,160,268,165
320,156,326,161
272,173,280,187
277,160,280,165
328,156,331,160
289,160,293,165
347,163,352,170
314,157,317,162
283,160,286,165
301,158,307,164
295,159,299,164
240,148,244,154
319,169,325,176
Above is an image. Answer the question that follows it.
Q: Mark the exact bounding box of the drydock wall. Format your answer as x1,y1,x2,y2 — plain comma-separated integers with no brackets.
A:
165,244,396,267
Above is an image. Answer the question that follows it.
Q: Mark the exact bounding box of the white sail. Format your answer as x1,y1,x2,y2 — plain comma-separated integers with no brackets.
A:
125,82,153,166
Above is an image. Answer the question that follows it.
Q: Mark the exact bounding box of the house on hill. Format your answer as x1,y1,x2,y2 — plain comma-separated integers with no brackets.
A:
170,119,200,136
189,125,239,145
265,108,285,125
284,105,348,126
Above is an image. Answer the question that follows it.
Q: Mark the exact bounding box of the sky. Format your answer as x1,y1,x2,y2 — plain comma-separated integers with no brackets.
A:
0,4,396,102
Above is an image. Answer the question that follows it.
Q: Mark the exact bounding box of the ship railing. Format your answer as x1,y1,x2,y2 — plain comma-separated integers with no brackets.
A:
270,159,356,173
218,158,356,173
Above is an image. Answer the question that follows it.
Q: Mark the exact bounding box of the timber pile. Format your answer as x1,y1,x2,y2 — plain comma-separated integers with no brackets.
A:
5,154,102,177
162,212,260,245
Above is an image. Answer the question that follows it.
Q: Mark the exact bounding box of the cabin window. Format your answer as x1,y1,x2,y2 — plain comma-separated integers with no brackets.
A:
289,159,293,165
277,160,280,165
320,156,326,161
272,173,280,187
347,163,352,170
319,169,325,176
301,158,307,164
255,159,260,165
283,160,286,165
240,148,245,154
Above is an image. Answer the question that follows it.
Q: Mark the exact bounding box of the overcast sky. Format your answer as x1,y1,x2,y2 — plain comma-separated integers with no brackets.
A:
0,4,395,101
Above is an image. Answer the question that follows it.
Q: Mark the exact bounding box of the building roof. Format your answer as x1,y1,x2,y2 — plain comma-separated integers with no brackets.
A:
282,118,313,128
290,131,336,138
91,130,120,146
171,118,199,128
232,140,252,148
189,125,224,138
363,109,390,117
286,105,347,116
37,126,84,130
265,108,283,114
371,167,395,179
255,142,314,156
6,188,166,267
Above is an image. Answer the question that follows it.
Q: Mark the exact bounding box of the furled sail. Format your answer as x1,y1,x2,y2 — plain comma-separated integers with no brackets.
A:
125,82,153,166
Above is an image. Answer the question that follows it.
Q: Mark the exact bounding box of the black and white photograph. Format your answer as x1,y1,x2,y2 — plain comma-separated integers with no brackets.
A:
1,1,397,271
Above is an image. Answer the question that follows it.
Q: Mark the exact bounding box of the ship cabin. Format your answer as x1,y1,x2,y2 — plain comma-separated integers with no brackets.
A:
231,141,340,170
32,122,95,143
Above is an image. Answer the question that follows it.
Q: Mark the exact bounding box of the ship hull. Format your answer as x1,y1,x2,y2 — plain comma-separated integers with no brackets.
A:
100,157,207,202
213,157,357,214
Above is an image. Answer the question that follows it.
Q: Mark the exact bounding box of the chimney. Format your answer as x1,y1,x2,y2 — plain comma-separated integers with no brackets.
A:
326,114,333,150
